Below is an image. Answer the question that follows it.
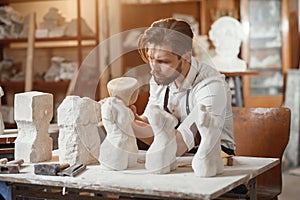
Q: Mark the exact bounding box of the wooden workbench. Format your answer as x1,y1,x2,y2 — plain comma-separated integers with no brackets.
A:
0,151,279,200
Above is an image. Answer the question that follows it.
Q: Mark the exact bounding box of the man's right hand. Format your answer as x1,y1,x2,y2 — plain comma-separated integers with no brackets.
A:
129,105,148,123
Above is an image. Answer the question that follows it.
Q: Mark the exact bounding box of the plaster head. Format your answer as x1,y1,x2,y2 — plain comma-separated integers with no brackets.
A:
107,77,139,106
209,16,244,57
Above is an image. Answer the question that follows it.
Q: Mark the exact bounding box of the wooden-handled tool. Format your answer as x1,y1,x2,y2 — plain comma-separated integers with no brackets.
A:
34,163,70,176
0,159,24,174
57,163,86,177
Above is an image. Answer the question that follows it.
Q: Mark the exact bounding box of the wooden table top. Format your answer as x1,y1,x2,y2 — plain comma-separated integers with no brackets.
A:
0,151,279,200
220,70,260,77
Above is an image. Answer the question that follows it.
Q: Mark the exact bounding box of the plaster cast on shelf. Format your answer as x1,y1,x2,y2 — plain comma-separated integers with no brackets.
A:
44,56,77,82
0,6,24,39
38,7,66,38
99,97,138,170
57,96,101,165
209,16,247,72
64,18,94,37
0,86,4,135
145,105,178,174
14,91,53,162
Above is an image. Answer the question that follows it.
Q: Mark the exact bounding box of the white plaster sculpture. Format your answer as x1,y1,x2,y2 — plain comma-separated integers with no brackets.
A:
44,56,77,82
0,86,4,135
58,96,101,165
14,91,53,162
39,7,66,38
99,97,138,170
145,105,178,174
209,16,247,72
44,56,65,81
191,105,224,177
64,18,94,37
107,77,139,106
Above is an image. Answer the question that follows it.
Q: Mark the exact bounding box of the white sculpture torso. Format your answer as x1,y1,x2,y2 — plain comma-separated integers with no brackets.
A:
145,105,178,174
99,97,138,170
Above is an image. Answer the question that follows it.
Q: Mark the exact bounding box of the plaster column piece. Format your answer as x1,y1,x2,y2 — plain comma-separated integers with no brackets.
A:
14,91,53,162
0,86,4,135
145,105,178,174
57,96,101,165
191,105,224,177
107,77,139,106
99,97,138,170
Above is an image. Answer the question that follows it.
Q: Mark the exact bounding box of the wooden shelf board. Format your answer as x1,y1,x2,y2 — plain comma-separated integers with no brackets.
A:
122,0,202,5
0,81,70,87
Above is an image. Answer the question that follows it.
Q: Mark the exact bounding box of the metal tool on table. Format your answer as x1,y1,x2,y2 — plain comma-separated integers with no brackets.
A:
34,163,70,176
0,158,24,174
57,163,86,177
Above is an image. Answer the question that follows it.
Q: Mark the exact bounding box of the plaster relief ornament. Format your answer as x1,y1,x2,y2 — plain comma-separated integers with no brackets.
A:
0,86,4,134
57,96,101,165
145,105,178,174
209,16,247,72
99,77,139,170
14,91,53,162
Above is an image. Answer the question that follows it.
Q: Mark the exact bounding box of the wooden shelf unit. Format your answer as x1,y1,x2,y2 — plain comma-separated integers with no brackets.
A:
240,0,297,107
0,0,99,124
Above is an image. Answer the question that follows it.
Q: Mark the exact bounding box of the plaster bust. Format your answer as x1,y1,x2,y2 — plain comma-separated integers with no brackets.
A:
209,16,247,72
107,77,139,106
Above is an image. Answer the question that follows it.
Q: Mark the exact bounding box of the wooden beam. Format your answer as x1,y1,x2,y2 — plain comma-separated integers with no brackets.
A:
25,12,35,92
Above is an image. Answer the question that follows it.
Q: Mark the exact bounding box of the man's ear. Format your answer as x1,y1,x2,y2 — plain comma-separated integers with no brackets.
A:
182,51,192,63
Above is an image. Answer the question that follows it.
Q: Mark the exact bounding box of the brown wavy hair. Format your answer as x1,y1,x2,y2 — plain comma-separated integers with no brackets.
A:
138,18,193,63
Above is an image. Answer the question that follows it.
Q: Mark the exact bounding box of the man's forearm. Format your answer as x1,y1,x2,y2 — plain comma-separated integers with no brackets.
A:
132,120,154,145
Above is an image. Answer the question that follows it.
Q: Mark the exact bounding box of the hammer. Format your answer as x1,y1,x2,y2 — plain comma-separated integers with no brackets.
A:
34,163,70,176
0,159,24,174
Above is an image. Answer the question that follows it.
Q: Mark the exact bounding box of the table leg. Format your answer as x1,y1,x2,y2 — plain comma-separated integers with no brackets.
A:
248,178,257,200
233,76,243,107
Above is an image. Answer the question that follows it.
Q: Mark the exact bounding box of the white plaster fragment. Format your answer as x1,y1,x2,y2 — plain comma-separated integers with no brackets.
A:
14,91,53,162
57,96,101,165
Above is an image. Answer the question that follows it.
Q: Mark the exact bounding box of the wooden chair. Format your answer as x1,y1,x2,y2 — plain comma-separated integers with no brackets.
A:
232,107,291,200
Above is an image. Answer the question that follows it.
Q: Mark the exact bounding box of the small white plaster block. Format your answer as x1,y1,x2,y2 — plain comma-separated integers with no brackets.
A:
35,29,49,38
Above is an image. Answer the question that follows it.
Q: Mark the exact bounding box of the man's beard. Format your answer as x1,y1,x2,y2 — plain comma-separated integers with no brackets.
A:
154,61,183,85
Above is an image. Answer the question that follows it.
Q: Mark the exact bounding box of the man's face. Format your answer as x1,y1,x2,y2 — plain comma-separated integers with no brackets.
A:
147,45,182,85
